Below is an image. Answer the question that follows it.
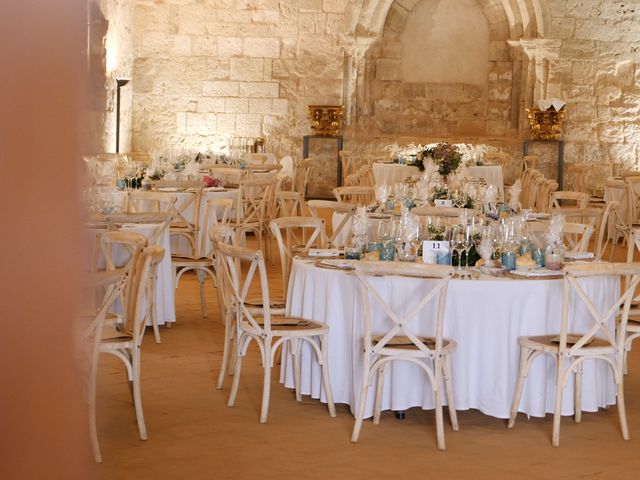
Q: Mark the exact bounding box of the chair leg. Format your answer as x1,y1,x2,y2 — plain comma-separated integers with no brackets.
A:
217,314,233,389
228,353,243,407
259,345,272,423
351,356,372,442
434,374,445,451
131,350,148,440
151,297,161,344
372,365,385,425
444,354,459,431
292,339,302,403
617,378,630,440
574,366,583,423
508,345,531,428
197,270,207,318
319,335,336,418
552,357,566,447
88,370,102,462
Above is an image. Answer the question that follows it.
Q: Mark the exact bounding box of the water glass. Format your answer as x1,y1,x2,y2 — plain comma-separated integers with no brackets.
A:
501,251,517,271
380,241,395,261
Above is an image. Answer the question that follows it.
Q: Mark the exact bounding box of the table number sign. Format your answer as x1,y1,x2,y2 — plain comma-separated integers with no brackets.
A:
423,240,450,264
434,199,453,207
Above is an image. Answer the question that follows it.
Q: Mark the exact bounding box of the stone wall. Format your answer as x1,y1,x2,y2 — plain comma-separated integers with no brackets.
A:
90,0,640,188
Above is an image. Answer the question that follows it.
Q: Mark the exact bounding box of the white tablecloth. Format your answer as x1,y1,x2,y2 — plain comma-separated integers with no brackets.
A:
282,259,618,419
372,163,419,186
467,165,504,201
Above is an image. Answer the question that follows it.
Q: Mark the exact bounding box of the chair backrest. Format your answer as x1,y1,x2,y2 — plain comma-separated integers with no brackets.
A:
104,211,173,245
293,158,313,197
245,153,275,165
307,199,356,248
216,242,275,336
236,176,275,228
559,262,640,357
246,163,283,179
339,150,355,181
269,216,325,296
124,245,165,343
551,191,589,210
593,201,619,260
332,186,375,206
353,262,453,358
200,198,234,256
97,231,147,313
527,220,595,253
209,166,246,186
126,191,177,214
276,191,303,217
534,178,558,213
625,176,640,225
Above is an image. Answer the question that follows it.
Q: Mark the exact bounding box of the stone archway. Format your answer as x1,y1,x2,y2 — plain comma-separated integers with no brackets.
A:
342,0,556,141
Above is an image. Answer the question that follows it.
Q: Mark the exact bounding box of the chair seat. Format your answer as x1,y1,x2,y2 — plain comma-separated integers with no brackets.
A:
373,335,456,357
242,316,328,336
101,323,133,343
172,254,213,266
519,334,614,355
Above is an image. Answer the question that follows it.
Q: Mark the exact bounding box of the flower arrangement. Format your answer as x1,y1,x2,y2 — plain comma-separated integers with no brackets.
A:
418,142,463,176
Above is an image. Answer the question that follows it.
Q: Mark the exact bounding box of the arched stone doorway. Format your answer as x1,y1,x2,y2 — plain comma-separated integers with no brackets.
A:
342,0,558,143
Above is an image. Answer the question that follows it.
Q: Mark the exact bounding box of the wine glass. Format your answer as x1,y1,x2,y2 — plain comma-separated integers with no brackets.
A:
451,226,466,270
462,224,473,269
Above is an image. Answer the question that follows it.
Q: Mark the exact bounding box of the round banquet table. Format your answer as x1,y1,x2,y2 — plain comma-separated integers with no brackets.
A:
281,258,618,419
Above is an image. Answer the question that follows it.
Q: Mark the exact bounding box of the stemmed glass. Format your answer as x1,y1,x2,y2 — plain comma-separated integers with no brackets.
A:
462,224,473,269
451,226,466,270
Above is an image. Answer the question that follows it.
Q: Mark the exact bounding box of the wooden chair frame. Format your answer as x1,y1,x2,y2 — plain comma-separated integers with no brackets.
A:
351,262,457,450
508,262,640,446
307,200,356,248
216,242,336,423
332,186,375,206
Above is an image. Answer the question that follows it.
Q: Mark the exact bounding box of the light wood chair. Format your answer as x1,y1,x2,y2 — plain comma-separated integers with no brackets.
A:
217,242,336,422
172,198,234,318
508,262,640,446
332,186,375,206
209,166,246,186
229,176,275,253
556,205,617,260
350,261,457,450
307,199,356,248
293,158,313,198
339,150,356,182
125,191,177,214
269,216,326,299
276,190,304,217
551,191,589,210
84,265,131,463
527,220,594,254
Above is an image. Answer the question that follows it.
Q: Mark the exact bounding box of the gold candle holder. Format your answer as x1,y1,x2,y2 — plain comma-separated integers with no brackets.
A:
307,105,344,136
526,108,565,140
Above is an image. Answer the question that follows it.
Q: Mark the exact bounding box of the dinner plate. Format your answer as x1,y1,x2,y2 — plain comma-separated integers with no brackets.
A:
156,187,180,192
510,269,562,278
515,264,540,271
564,251,594,260
307,248,343,257
314,259,355,271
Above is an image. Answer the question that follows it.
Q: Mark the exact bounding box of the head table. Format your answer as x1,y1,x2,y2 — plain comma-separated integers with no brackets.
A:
281,258,618,420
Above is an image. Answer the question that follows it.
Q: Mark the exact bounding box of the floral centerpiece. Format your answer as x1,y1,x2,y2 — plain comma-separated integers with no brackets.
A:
417,142,463,177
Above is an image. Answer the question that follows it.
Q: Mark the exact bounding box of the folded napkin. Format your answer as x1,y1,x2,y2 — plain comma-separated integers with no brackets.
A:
307,248,342,257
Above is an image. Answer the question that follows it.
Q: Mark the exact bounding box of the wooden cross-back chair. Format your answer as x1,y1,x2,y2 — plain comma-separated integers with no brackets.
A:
269,216,326,299
339,150,356,182
216,241,336,423
230,176,275,253
276,190,304,217
484,151,520,186
351,261,457,450
527,220,595,254
557,204,617,260
293,158,313,198
84,260,132,463
307,199,356,248
125,191,177,215
209,166,246,186
172,198,234,318
551,191,589,210
99,245,165,452
508,262,640,446
332,186,375,207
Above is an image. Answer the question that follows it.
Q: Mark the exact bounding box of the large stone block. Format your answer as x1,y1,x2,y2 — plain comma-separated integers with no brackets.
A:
197,97,225,113
202,80,239,97
225,97,249,114
323,0,347,13
185,112,217,135
243,37,280,58
170,35,192,56
238,81,279,98
230,58,265,81
272,98,289,115
248,98,273,114
235,113,262,136
376,59,401,81
217,37,243,57
299,0,323,12
216,113,236,135
191,36,217,56
207,58,230,80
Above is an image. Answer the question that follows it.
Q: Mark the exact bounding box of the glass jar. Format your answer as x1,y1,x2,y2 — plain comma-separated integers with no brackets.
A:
544,242,565,271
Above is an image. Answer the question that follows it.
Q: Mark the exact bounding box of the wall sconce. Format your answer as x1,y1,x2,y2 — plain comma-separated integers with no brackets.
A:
115,77,130,153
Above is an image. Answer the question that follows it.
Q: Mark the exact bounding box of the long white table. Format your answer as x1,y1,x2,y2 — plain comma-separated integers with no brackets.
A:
372,163,504,200
282,259,618,419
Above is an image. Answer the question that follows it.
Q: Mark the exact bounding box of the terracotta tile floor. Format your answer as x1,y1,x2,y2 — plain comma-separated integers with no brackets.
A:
95,245,640,479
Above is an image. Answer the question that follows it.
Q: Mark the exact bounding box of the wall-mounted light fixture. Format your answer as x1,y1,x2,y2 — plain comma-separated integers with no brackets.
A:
115,77,130,153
